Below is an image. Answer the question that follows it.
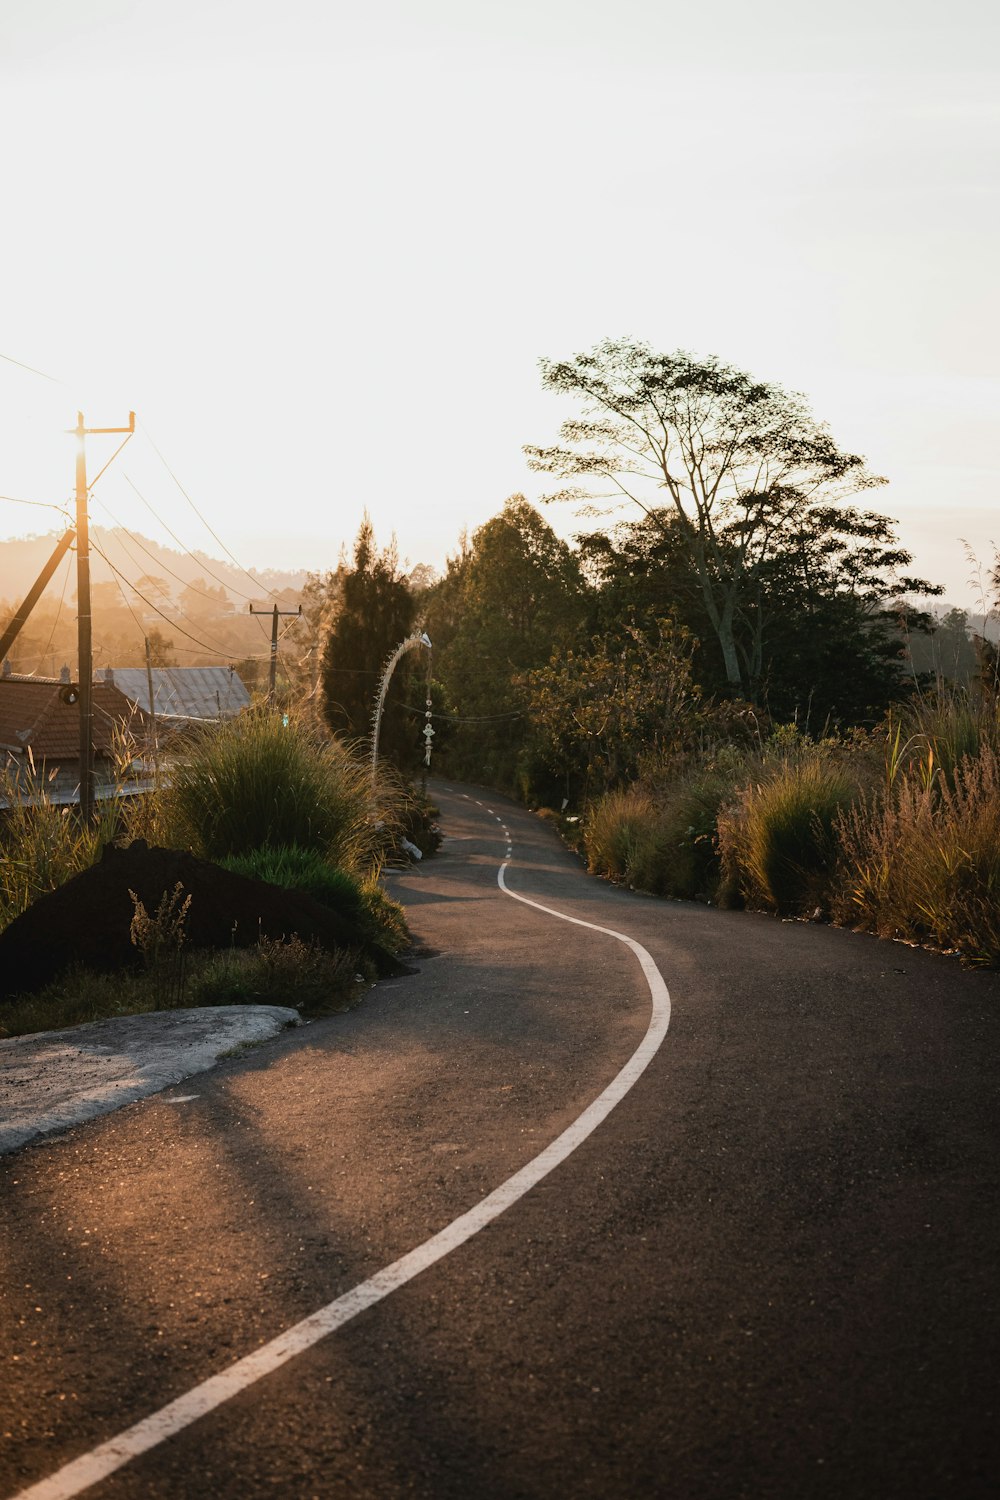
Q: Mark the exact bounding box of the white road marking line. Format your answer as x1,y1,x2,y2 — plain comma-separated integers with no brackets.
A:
13,821,671,1500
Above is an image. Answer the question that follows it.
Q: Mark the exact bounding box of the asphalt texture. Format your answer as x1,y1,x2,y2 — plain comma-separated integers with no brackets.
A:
1,781,999,1500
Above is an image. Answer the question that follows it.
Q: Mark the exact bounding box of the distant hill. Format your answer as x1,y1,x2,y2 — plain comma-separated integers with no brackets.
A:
0,528,309,606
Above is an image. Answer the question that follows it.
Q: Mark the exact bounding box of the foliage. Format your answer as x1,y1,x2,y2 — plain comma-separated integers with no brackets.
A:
425,497,587,795
521,618,702,798
527,339,939,700
717,756,861,914
320,516,420,765
140,708,394,871
128,880,192,1008
584,755,745,900
0,936,364,1039
218,843,410,957
835,747,1000,967
189,934,361,1012
0,764,119,932
220,845,364,917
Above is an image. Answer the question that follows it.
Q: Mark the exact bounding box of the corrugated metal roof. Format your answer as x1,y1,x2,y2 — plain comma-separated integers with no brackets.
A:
104,667,250,720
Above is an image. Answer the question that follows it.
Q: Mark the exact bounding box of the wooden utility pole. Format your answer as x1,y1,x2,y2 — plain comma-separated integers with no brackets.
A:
72,410,135,821
249,602,302,706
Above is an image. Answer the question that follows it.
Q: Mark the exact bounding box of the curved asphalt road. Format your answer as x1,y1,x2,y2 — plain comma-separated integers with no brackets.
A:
1,781,998,1499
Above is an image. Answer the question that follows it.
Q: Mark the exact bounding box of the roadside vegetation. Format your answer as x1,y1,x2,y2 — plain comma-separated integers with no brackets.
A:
0,709,416,1037
3,335,998,1005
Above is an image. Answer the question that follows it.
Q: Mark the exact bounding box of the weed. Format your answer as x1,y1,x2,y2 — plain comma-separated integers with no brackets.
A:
129,882,192,1008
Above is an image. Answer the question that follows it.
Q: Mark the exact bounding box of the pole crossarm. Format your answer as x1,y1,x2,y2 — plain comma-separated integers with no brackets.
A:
249,603,302,706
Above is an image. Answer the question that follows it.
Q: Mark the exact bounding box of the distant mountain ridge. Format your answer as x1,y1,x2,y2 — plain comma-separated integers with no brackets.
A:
0,528,309,605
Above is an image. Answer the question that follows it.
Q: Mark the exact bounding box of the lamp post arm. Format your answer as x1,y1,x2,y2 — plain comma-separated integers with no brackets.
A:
370,631,432,778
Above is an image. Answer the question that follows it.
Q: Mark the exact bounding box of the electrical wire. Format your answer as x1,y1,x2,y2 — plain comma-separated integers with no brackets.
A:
119,473,263,604
91,494,246,609
0,351,64,384
139,422,282,602
91,525,241,656
393,702,526,723
89,541,240,658
0,492,72,516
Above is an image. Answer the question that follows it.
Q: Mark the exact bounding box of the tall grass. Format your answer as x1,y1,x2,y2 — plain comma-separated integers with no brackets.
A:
0,764,118,932
139,709,397,872
717,757,861,914
835,745,1000,966
584,767,736,900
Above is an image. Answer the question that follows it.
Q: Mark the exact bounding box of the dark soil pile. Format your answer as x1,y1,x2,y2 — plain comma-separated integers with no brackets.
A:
0,840,394,1000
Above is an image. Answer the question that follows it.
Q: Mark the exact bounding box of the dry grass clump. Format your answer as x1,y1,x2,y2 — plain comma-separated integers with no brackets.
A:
717,757,861,915
0,764,118,932
834,744,1000,966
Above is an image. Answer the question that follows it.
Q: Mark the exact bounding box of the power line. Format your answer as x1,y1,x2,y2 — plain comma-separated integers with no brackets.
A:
93,528,238,655
89,541,240,658
119,473,262,604
0,351,64,384
0,492,72,516
394,702,526,723
139,423,282,602
91,494,248,609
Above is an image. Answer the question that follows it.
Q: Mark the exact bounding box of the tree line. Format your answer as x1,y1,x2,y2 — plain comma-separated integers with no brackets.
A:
314,338,998,806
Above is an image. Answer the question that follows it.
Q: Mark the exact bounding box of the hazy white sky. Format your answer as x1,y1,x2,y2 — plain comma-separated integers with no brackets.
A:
0,0,997,605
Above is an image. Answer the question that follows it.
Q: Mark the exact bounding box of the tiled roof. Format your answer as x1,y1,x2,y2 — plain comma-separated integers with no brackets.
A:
105,666,250,719
0,676,148,761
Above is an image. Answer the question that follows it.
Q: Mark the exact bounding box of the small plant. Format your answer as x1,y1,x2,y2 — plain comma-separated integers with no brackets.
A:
129,882,192,1008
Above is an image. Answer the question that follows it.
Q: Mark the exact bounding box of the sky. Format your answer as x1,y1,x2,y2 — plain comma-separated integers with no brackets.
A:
0,0,997,610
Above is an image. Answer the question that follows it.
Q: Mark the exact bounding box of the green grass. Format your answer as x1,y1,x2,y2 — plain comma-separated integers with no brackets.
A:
135,708,398,871
0,937,368,1040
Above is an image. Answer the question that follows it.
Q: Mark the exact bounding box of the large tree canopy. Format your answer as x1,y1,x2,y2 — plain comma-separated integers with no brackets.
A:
526,339,935,697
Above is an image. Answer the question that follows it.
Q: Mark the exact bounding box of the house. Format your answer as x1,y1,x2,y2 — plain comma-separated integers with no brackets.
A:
0,667,152,806
102,666,250,724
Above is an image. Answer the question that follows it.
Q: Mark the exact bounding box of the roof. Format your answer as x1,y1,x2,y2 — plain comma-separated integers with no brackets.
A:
104,667,250,720
0,676,148,761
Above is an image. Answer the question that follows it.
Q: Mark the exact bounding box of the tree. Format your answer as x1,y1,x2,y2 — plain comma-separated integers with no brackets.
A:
525,339,932,698
425,498,586,794
146,627,177,667
521,618,701,797
177,577,233,618
320,518,417,764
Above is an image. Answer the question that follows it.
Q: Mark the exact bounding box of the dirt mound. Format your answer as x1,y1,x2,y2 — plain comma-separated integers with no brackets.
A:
0,841,383,1000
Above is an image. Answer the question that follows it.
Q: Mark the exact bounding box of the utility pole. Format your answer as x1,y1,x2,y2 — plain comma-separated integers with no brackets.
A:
72,410,135,822
249,602,302,706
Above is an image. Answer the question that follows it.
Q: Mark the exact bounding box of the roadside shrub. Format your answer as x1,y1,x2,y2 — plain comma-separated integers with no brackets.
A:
584,789,657,883
718,757,860,914
143,709,395,871
189,934,360,1012
220,845,364,917
835,745,1000,966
